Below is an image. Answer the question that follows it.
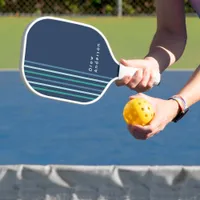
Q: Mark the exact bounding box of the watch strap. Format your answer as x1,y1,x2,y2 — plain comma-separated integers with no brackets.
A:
168,95,189,123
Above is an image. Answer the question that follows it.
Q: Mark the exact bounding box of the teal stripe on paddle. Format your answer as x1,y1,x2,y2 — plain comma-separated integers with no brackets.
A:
26,75,102,93
32,86,95,101
25,60,113,81
25,70,106,88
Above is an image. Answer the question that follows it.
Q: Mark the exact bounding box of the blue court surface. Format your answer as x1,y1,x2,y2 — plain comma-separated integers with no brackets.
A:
0,70,199,165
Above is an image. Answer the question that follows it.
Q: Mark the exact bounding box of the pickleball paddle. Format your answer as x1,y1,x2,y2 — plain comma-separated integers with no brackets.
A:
20,16,161,105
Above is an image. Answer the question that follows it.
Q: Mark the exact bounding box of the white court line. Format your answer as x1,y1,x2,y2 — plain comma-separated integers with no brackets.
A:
0,68,19,71
166,68,194,71
0,68,195,72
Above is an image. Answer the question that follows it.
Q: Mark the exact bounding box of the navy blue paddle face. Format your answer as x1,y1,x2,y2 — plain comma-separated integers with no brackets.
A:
20,17,160,105
20,17,122,105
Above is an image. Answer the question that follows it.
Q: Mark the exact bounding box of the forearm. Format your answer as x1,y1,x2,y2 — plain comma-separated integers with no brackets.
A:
144,0,187,73
176,65,200,107
145,30,187,73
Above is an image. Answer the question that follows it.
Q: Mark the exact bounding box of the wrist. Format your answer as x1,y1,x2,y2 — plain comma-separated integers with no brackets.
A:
168,99,181,118
168,95,189,123
144,56,160,73
144,45,177,73
144,56,161,85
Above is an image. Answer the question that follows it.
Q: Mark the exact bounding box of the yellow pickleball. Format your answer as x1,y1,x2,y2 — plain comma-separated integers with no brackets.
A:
123,97,155,126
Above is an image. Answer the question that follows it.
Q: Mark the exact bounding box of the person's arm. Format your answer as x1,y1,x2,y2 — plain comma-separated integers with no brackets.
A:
176,65,200,107
116,0,187,92
127,65,200,140
145,0,187,73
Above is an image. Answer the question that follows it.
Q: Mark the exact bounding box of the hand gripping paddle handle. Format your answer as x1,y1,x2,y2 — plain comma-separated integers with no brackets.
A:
118,64,161,86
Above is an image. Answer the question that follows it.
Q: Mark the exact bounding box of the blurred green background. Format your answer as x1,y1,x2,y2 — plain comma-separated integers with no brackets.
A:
0,16,199,70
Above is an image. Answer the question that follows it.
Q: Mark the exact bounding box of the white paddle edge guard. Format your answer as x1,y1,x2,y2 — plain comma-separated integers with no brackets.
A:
118,64,161,86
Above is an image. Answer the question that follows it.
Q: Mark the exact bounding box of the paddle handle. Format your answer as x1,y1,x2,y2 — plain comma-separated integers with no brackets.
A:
118,64,161,86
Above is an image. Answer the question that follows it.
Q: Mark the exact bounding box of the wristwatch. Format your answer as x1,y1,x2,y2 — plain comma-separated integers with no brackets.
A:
168,95,189,123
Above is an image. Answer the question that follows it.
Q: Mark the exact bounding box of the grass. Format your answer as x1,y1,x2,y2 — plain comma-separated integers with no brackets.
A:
0,16,199,69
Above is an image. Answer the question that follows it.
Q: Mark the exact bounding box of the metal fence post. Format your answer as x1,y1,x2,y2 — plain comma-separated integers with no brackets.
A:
117,0,123,17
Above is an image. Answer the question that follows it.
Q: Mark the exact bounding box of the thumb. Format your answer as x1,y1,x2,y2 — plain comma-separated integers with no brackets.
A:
149,113,160,128
120,59,147,68
146,110,164,135
120,58,130,67
133,114,160,135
